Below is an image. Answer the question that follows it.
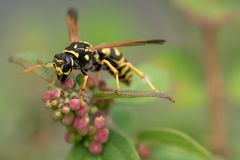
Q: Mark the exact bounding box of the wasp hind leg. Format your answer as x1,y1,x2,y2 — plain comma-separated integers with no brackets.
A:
100,59,120,93
125,62,159,92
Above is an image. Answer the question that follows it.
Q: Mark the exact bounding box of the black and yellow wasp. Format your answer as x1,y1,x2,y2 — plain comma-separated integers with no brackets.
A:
23,8,165,102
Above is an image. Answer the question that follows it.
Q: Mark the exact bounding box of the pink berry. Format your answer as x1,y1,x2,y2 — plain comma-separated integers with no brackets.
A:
73,117,89,130
89,142,103,154
137,144,150,159
94,128,109,143
94,116,105,129
61,78,74,89
69,99,80,111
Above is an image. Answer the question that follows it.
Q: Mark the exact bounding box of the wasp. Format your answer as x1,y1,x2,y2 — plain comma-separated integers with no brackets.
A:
23,8,165,102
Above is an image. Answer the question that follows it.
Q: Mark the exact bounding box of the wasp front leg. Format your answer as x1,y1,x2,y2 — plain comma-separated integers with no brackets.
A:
79,75,88,103
100,59,120,93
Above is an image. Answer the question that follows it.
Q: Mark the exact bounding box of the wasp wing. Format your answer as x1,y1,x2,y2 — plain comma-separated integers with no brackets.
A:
90,39,165,50
66,7,79,43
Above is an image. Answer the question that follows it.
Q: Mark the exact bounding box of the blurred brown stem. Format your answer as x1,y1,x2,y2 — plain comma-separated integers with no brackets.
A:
201,25,229,158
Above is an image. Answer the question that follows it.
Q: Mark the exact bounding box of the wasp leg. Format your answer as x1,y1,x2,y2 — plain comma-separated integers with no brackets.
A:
79,75,88,103
100,59,120,93
125,63,159,92
48,68,57,87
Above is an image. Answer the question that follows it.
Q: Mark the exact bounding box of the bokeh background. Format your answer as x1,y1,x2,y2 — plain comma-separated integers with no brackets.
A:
0,0,239,159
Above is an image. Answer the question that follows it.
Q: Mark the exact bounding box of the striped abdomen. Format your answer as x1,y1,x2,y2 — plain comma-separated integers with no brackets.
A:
98,48,132,85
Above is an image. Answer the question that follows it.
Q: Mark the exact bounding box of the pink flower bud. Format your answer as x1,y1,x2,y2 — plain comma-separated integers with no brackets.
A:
49,89,61,99
62,106,70,114
76,104,88,117
69,99,80,111
73,117,89,130
94,116,105,129
137,144,150,159
42,91,51,102
94,128,109,143
62,113,74,125
61,78,74,89
89,142,103,154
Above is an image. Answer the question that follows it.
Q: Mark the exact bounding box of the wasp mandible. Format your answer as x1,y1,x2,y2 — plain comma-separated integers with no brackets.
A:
23,8,165,102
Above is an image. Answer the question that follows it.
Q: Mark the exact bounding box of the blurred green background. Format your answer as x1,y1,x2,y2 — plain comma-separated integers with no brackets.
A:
0,0,239,159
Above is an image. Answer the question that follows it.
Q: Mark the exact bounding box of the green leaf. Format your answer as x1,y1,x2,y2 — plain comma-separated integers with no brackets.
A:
93,90,175,103
9,53,53,82
138,128,213,160
65,130,140,160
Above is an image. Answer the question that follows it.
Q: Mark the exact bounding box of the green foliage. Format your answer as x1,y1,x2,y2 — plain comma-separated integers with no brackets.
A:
138,128,213,160
65,130,140,160
172,0,234,21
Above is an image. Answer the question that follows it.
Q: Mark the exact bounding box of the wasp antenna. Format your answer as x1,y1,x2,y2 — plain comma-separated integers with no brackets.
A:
145,39,166,44
22,63,54,74
66,7,79,43
67,7,78,24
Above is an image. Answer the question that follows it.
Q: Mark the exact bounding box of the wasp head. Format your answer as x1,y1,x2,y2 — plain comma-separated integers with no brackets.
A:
53,53,73,82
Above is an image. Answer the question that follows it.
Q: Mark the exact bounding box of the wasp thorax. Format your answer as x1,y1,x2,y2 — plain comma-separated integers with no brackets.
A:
53,53,73,82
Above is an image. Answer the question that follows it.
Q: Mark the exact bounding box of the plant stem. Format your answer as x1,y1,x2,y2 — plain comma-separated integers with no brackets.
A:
201,24,229,158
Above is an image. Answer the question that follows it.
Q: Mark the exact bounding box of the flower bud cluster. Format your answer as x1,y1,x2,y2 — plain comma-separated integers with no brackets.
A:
41,78,110,154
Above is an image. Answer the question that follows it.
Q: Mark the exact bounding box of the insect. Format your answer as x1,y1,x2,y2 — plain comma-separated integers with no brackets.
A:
23,8,165,102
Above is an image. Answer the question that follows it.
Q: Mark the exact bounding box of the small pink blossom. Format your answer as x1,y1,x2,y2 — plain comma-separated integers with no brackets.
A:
137,144,150,159
73,117,89,130
62,106,70,114
42,91,51,102
76,104,88,117
49,89,61,99
94,116,105,129
89,142,103,154
61,78,74,89
62,113,74,125
69,99,80,111
94,128,109,143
